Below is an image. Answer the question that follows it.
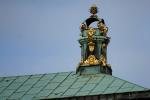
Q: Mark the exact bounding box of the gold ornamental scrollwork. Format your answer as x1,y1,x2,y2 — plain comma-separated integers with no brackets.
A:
80,55,99,65
98,21,108,36
87,27,96,54
87,27,96,37
87,27,96,42
79,27,99,66
99,55,107,66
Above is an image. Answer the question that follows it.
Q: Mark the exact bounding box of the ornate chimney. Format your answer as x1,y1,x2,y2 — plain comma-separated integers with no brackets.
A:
76,5,112,75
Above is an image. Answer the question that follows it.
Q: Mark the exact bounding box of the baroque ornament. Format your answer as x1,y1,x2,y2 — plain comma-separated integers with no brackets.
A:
98,21,108,36
99,55,107,66
79,5,110,67
81,55,99,65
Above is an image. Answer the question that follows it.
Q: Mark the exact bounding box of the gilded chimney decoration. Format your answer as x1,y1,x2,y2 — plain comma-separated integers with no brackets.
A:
77,5,112,75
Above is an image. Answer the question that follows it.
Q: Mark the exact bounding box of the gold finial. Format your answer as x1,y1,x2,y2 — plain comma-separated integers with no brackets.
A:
90,4,98,15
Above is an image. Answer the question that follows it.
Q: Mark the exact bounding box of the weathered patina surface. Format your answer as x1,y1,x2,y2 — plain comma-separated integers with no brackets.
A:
0,72,148,100
77,5,111,75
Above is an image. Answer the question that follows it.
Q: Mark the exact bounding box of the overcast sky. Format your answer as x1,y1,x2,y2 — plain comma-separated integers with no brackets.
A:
0,0,150,88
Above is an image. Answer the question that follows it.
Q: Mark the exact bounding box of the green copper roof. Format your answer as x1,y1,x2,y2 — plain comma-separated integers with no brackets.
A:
0,72,148,100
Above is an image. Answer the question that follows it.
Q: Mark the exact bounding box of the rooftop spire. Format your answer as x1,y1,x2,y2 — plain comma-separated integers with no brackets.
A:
76,5,112,75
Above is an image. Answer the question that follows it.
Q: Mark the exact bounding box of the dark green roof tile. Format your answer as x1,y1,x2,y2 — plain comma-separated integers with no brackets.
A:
21,94,35,100
0,78,4,82
0,97,7,100
0,89,15,97
16,84,33,92
14,76,30,83
75,91,90,96
132,86,146,91
63,88,79,96
121,82,135,88
77,76,90,82
109,78,125,87
80,83,96,92
87,75,104,84
27,87,43,95
4,76,17,81
53,86,70,94
60,79,76,87
103,86,120,94
117,87,133,93
92,85,107,93
35,89,53,97
44,82,60,90
99,75,115,85
33,80,49,88
71,81,86,89
40,73,56,81
9,91,26,99
88,91,104,96
0,87,5,94
57,72,71,76
23,77,40,85
7,82,22,90
0,79,14,87
51,75,68,83
48,93,63,99
30,74,43,79
0,72,148,99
